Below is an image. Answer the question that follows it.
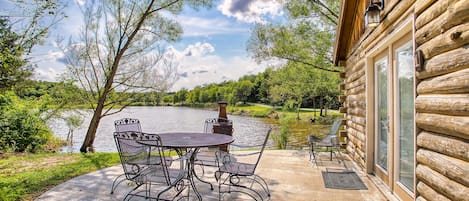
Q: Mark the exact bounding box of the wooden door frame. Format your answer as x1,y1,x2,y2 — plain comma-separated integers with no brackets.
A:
364,15,415,201
391,33,415,201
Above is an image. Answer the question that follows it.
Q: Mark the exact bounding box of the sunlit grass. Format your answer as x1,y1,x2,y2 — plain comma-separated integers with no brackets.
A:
227,103,341,120
0,153,120,201
228,104,274,117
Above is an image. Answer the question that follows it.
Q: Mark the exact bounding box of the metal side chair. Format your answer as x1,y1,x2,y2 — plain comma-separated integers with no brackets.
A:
215,128,272,201
111,118,143,194
194,118,233,176
137,133,187,200
308,118,343,165
114,132,186,201
115,118,142,133
111,118,173,194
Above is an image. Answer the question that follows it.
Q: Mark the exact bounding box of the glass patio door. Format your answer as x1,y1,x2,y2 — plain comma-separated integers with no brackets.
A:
373,34,414,200
374,54,390,185
393,39,414,200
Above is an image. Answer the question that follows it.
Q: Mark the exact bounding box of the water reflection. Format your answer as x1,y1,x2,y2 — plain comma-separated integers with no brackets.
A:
48,106,277,153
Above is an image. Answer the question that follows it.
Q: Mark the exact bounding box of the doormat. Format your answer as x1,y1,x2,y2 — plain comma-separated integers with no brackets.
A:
321,170,368,190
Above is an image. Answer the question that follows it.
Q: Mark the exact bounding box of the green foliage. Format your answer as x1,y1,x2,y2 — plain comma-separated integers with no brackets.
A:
247,0,342,73
167,65,340,111
1,1,65,92
272,115,290,149
0,18,30,92
15,80,86,106
0,92,57,153
0,152,120,201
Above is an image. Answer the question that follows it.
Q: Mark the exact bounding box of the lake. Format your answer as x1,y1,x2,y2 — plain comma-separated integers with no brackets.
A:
47,106,278,153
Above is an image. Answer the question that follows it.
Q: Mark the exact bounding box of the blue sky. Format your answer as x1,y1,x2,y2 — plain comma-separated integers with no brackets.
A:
1,0,285,91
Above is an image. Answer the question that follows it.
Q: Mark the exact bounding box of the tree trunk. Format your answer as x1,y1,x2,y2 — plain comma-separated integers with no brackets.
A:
320,96,324,116
78,0,162,153
296,99,301,120
80,98,106,152
313,98,317,120
325,101,328,116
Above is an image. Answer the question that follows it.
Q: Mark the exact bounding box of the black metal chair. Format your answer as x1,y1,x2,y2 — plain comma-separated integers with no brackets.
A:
114,118,142,133
194,118,233,175
111,118,143,194
111,118,173,194
215,128,272,201
308,118,344,165
114,131,186,200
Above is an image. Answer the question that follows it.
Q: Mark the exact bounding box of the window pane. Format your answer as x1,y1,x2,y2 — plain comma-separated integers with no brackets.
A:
375,57,388,170
396,42,414,191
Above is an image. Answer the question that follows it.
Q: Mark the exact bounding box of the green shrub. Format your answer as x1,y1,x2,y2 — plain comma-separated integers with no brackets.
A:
272,115,290,149
0,92,56,153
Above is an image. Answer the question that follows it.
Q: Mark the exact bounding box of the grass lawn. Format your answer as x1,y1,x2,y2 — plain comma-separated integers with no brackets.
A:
228,103,341,120
228,104,275,117
0,152,120,201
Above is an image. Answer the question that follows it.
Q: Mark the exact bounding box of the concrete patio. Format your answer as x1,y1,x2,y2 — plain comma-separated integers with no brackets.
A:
36,150,388,201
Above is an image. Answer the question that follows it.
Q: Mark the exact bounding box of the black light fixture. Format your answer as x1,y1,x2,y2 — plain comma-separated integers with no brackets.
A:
365,0,384,28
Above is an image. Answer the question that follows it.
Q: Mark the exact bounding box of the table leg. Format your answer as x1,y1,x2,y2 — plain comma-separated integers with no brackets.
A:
191,149,214,190
188,148,202,200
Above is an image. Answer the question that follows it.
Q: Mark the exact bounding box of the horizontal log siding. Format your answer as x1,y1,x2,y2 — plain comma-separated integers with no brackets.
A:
416,165,469,201
343,57,366,168
416,181,451,201
415,1,469,201
416,47,469,79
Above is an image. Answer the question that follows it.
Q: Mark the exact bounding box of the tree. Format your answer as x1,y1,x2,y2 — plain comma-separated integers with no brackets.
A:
247,0,341,73
268,63,315,119
60,0,214,153
174,88,187,104
0,18,28,92
235,80,254,104
0,0,64,91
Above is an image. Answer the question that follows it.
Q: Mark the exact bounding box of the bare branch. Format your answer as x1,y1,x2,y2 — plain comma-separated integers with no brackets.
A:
148,0,180,14
307,0,337,25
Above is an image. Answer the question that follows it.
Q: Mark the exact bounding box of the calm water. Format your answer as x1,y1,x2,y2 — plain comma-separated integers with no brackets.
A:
47,106,277,153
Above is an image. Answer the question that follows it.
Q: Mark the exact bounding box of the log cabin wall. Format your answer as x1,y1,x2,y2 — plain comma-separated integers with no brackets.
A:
340,0,418,171
414,0,469,200
335,0,469,200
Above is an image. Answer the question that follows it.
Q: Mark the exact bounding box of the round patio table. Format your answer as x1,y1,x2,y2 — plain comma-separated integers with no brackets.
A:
138,132,234,200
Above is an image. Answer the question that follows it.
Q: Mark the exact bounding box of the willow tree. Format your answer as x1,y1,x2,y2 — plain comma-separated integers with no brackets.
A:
60,0,213,152
247,0,341,73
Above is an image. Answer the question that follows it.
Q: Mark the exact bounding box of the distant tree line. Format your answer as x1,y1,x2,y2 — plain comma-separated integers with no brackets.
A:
162,65,341,112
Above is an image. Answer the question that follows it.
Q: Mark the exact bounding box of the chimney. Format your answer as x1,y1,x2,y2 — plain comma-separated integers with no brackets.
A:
214,101,232,152
218,101,228,120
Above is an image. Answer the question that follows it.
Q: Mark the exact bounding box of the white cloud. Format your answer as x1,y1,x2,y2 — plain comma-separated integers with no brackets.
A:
34,67,60,81
75,0,86,6
167,42,267,91
176,15,249,37
217,0,283,23
182,42,215,57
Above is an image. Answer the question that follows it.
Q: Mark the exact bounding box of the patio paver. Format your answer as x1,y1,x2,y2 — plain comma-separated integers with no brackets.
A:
36,150,387,201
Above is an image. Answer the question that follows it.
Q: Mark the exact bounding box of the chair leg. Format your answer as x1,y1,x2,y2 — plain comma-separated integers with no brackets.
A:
311,150,318,166
192,165,214,190
254,174,270,197
110,174,126,194
226,175,265,200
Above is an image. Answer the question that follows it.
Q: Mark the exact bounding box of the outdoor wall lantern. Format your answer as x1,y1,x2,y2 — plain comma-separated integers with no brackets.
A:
365,0,384,28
